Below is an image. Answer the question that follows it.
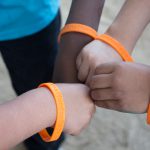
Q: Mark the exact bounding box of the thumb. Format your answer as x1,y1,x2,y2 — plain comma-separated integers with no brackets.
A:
76,53,82,70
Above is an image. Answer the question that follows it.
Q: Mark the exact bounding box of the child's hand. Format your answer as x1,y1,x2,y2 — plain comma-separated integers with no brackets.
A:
76,40,122,84
89,62,150,113
57,84,95,135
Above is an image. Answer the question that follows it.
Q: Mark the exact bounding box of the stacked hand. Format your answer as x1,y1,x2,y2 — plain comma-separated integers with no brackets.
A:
76,40,122,84
57,84,96,135
76,40,150,114
89,62,150,113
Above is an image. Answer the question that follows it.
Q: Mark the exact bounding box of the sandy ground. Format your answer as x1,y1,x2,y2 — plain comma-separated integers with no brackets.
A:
1,0,150,150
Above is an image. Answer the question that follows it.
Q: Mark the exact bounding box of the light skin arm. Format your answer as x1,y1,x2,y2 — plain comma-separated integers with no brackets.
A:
106,0,150,51
0,84,95,150
0,88,56,150
53,0,105,83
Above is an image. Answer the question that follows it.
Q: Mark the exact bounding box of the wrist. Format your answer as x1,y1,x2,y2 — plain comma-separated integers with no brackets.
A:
94,39,123,62
37,87,57,128
105,23,133,53
105,0,150,53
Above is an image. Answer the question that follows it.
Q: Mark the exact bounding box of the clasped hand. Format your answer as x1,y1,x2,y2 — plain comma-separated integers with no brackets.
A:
76,40,150,113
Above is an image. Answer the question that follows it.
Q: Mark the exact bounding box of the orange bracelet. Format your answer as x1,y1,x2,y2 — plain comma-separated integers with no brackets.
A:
147,104,150,124
98,34,133,62
59,23,133,62
38,83,65,142
58,23,98,42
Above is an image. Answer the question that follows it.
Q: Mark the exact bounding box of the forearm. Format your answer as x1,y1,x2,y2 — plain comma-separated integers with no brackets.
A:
53,0,105,82
106,0,150,52
0,88,56,149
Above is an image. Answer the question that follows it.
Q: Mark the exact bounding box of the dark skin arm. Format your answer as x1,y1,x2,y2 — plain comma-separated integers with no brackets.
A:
53,0,105,83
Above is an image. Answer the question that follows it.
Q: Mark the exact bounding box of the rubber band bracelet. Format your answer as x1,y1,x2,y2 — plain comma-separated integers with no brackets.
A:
58,23,98,42
98,34,133,62
147,104,150,124
38,83,65,142
58,23,133,62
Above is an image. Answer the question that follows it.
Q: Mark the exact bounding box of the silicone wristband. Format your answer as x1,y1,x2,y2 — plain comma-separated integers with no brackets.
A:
58,23,98,42
98,34,133,62
59,24,133,62
147,104,150,124
38,83,65,142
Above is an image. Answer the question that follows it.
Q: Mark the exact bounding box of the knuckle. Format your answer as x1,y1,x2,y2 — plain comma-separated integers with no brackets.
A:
78,75,83,82
91,91,99,100
78,72,85,82
92,61,98,68
119,100,129,111
86,54,93,62
112,76,122,87
96,92,102,100
82,47,90,56
82,47,88,53
78,73,83,82
95,66,101,75
89,78,96,89
115,63,124,74
82,50,95,61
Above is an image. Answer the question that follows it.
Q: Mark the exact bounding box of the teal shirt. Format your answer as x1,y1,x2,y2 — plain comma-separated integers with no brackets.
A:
0,0,60,41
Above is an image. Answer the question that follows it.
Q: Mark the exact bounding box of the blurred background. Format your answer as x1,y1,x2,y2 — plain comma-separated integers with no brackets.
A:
0,0,150,150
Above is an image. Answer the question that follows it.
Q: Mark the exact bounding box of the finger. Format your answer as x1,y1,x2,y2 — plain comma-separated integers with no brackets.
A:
86,67,95,86
91,88,118,101
94,100,122,112
95,62,118,75
78,60,90,82
76,53,82,70
90,74,113,89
